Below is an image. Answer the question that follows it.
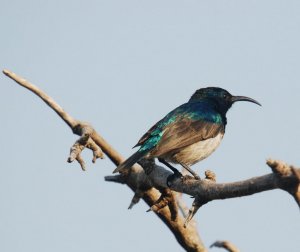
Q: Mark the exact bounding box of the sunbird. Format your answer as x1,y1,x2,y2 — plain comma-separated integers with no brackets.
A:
113,87,260,179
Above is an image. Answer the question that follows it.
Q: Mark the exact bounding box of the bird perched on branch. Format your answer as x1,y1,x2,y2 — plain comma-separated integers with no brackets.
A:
113,87,260,180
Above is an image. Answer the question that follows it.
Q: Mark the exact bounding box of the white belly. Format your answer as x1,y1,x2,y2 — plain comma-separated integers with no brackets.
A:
170,133,224,166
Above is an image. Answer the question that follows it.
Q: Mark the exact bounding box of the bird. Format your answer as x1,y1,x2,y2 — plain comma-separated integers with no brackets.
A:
113,87,261,179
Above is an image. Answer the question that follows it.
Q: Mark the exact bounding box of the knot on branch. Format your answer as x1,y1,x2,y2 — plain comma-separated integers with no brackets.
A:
267,159,300,207
267,159,293,177
67,123,104,170
147,188,178,221
184,197,208,228
210,240,240,252
205,170,216,182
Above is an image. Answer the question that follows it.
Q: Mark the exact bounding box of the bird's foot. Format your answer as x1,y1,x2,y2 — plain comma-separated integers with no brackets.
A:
193,174,201,180
166,170,183,187
179,162,201,180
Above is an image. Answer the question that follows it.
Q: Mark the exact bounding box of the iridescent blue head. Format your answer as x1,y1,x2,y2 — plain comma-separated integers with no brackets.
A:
189,87,261,114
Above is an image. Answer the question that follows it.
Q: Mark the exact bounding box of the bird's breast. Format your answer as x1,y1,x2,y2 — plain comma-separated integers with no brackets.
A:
170,133,224,166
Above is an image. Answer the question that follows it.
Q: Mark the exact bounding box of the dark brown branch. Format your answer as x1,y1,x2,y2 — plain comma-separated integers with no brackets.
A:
104,174,126,184
144,162,300,207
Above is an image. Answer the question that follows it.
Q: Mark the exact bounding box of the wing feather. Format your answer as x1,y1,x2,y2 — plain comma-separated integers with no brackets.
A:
150,118,224,157
133,101,225,154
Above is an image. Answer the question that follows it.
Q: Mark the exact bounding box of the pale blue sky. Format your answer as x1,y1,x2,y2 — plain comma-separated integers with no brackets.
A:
1,1,299,251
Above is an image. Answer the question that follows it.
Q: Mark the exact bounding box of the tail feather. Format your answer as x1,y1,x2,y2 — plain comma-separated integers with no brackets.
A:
113,150,146,173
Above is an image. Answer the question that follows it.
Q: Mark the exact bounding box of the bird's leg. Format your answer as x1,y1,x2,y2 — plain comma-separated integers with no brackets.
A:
158,158,183,187
179,162,200,180
158,158,181,174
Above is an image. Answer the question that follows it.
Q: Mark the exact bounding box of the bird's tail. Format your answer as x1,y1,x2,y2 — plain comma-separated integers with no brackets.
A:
113,150,147,173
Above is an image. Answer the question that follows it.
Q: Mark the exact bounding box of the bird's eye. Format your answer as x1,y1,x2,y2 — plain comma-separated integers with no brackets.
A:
223,94,227,98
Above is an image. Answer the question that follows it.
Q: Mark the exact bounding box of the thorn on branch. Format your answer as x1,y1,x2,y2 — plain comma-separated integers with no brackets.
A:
184,197,208,228
128,189,144,209
210,240,240,252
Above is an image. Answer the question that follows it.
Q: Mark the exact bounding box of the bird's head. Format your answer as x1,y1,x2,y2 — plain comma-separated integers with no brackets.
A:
189,87,261,113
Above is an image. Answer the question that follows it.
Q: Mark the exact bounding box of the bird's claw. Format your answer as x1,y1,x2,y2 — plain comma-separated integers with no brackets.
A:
194,174,201,180
166,170,183,187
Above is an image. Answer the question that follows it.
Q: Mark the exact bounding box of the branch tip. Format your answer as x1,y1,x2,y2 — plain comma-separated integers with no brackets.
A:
210,240,240,252
184,198,207,228
3,69,9,75
104,174,126,184
128,190,144,209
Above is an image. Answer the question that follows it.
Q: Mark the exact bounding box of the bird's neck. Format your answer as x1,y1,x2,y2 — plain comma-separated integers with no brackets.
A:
198,98,230,126
213,101,230,126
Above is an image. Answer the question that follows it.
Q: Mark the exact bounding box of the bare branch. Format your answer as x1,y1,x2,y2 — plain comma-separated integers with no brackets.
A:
3,69,77,129
210,240,240,252
4,69,207,252
144,162,300,204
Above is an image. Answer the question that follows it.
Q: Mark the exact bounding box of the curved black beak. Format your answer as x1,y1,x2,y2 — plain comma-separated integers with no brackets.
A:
231,95,261,106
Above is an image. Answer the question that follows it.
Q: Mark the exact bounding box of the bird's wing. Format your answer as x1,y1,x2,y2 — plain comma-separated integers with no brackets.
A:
134,102,224,153
133,121,162,148
133,103,189,149
151,117,224,157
